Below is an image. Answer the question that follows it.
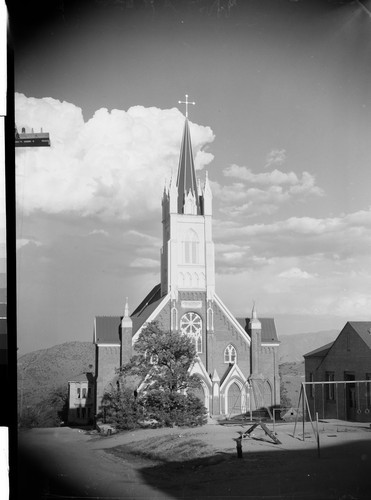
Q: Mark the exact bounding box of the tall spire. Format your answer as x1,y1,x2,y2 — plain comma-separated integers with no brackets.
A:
252,301,257,319
124,297,129,318
176,119,200,214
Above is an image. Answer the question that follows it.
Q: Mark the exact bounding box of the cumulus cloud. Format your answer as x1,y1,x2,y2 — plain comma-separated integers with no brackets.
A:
217,251,371,320
87,229,109,237
264,149,287,169
224,165,302,186
278,267,315,279
213,207,371,264
218,163,323,217
16,238,42,250
209,206,371,320
129,257,158,269
15,94,215,220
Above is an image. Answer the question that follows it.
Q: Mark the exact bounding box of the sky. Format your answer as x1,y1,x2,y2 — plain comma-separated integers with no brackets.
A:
10,0,371,355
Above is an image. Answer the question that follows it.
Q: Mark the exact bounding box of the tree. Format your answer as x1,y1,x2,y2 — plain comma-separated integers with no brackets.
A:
120,321,202,395
18,385,69,428
280,380,292,410
100,322,207,428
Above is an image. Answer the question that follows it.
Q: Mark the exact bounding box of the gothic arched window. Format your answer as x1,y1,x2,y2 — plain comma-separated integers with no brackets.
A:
180,312,202,353
224,344,237,364
183,229,199,265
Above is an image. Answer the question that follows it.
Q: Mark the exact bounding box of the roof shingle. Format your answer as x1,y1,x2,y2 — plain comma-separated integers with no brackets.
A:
95,316,121,344
236,317,279,343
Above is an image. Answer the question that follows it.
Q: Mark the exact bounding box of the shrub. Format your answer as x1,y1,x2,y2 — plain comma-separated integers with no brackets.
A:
141,390,207,427
100,387,144,430
102,323,207,429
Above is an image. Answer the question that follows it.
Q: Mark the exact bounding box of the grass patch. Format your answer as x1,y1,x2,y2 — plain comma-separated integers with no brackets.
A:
107,433,214,465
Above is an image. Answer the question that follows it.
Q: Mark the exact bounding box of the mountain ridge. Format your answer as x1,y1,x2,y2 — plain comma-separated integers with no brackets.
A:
278,329,338,363
16,329,341,418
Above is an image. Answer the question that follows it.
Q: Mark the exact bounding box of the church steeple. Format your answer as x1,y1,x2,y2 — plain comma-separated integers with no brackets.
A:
161,98,215,299
176,119,201,215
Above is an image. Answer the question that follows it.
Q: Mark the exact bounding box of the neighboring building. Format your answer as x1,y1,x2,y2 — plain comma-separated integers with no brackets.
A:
93,115,280,418
68,372,95,425
304,322,371,422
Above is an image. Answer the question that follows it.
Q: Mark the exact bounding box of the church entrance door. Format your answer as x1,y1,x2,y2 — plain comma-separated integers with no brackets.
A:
192,384,205,405
228,383,241,415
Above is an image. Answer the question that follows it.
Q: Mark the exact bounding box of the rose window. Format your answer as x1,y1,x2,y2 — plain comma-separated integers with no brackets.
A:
180,312,202,353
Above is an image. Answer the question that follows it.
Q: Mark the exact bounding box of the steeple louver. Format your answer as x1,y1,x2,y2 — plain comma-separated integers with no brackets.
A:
176,119,201,215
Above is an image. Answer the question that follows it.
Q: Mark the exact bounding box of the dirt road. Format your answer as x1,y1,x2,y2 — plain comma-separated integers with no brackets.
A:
17,420,371,499
17,427,173,499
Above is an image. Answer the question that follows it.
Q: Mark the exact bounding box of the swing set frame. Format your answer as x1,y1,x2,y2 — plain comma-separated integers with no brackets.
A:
293,379,371,440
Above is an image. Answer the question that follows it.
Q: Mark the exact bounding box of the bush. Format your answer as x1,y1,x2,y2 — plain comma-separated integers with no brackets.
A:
141,390,207,427
100,388,144,430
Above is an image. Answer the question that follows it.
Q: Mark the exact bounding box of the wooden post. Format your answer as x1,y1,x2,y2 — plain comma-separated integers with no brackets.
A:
316,412,320,458
302,383,305,441
235,437,243,458
322,383,325,420
303,385,317,437
293,384,303,439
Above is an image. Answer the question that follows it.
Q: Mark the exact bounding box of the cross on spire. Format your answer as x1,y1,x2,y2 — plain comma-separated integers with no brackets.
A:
178,94,195,119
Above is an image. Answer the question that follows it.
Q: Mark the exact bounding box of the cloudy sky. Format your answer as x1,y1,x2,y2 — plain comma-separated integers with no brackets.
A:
11,0,371,354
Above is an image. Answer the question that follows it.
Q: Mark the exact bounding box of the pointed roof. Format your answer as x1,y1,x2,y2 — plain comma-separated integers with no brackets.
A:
94,316,122,345
304,321,371,359
176,119,200,214
348,321,371,350
303,341,334,358
237,317,279,343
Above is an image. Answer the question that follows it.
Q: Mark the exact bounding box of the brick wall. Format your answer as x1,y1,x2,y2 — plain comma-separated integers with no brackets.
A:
95,345,121,415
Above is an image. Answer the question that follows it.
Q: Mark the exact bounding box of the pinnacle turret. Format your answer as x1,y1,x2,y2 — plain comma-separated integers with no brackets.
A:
176,119,201,215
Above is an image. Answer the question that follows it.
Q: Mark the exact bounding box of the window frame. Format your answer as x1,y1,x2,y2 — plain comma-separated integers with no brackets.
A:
224,344,237,364
180,311,203,354
325,371,335,400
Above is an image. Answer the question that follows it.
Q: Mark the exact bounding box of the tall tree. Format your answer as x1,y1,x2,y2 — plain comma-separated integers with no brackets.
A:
119,322,201,394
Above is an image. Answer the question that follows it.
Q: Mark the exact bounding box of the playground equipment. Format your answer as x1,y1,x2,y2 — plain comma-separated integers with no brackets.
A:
293,379,371,440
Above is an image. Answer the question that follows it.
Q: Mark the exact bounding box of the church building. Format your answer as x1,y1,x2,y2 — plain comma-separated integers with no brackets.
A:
93,106,280,418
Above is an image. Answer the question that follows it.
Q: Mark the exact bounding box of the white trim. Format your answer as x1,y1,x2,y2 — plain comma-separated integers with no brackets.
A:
207,306,214,331
96,343,121,347
171,306,178,331
220,362,248,390
199,379,210,413
221,364,250,415
189,359,212,414
213,293,251,346
132,294,171,343
224,344,237,364
189,357,212,389
223,373,249,416
261,342,280,347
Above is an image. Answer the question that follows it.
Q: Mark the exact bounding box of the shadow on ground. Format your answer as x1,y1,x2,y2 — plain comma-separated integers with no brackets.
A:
17,447,86,499
16,427,371,499
126,439,371,499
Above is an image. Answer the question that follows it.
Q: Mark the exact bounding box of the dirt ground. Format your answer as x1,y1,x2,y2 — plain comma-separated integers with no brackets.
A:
18,419,371,499
89,418,371,499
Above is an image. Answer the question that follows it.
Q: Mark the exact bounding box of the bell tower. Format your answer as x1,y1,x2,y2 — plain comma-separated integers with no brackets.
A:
161,97,215,301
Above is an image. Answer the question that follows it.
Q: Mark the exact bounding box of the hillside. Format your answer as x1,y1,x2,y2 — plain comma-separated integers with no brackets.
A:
278,329,338,363
16,329,340,424
18,341,95,411
279,361,305,409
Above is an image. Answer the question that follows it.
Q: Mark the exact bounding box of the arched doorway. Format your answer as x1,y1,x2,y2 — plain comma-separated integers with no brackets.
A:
228,382,241,414
262,380,273,408
189,379,209,413
192,384,205,404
